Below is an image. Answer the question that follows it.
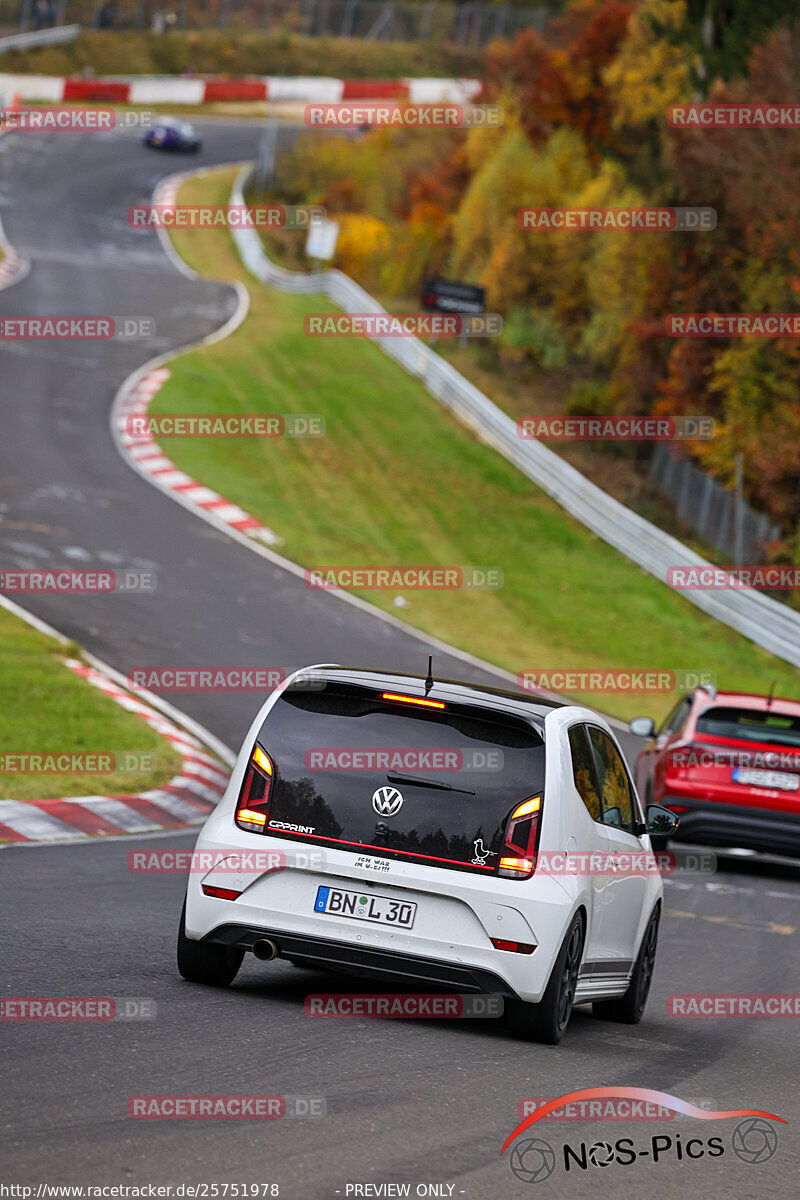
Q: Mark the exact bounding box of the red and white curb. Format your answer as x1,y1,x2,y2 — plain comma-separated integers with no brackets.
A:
0,200,30,291
0,73,481,107
0,659,230,844
0,242,27,289
115,366,282,547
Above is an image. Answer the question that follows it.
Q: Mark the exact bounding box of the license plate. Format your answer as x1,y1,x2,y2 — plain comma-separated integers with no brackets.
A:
313,885,417,928
732,767,800,792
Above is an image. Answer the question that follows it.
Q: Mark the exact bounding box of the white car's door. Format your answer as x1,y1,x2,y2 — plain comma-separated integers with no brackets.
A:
564,722,618,970
585,723,650,965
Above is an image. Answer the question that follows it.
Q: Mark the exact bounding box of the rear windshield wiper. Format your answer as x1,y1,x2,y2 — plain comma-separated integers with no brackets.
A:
387,771,475,796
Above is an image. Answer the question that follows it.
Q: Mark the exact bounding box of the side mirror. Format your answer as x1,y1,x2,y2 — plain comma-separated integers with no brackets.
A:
630,716,656,738
646,804,679,835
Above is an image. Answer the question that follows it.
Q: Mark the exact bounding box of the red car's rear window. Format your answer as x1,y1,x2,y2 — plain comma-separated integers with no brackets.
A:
696,706,800,749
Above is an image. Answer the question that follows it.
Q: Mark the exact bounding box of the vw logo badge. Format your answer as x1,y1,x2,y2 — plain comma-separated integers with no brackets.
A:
372,786,404,817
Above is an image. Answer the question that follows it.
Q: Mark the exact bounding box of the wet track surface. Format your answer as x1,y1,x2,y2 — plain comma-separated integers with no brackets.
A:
0,122,798,1197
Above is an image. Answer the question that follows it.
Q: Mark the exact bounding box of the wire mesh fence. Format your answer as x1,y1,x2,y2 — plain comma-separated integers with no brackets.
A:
650,443,780,565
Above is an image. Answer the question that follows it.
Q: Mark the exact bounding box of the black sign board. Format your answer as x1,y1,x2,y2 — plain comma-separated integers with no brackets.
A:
421,276,486,315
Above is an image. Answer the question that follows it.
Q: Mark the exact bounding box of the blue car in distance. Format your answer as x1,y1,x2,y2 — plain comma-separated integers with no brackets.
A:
143,118,202,153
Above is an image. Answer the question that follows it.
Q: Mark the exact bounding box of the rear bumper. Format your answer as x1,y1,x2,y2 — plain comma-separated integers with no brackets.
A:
663,795,800,857
183,825,581,1002
206,924,519,998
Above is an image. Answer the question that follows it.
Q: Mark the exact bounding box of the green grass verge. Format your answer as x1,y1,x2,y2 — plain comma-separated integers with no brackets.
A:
0,605,182,802
150,167,800,722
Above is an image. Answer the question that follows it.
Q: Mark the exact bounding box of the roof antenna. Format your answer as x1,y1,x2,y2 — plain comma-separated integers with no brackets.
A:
766,680,776,708
424,654,434,695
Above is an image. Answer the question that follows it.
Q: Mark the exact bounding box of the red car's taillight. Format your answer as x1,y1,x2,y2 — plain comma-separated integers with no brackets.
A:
498,796,541,879
235,744,274,833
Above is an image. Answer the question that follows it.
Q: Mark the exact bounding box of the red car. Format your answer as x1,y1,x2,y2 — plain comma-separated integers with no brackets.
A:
630,687,800,857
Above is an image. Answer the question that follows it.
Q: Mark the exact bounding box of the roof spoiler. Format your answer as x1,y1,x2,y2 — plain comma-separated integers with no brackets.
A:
699,681,717,701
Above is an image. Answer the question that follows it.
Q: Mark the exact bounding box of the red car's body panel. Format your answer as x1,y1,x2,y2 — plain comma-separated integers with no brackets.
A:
634,689,800,855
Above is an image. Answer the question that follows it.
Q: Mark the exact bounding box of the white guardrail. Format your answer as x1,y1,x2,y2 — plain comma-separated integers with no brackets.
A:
0,25,80,55
230,166,800,671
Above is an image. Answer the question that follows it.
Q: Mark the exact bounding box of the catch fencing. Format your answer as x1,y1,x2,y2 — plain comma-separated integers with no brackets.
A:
650,443,781,566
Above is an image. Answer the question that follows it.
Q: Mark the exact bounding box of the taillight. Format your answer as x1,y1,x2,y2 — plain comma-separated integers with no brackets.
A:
498,795,541,879
235,744,274,833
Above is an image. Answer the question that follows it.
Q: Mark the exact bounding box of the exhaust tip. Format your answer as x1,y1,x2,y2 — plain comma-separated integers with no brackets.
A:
252,938,279,962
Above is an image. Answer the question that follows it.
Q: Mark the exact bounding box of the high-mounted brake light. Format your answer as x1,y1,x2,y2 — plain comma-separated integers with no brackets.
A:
235,744,274,833
498,795,542,879
381,692,445,710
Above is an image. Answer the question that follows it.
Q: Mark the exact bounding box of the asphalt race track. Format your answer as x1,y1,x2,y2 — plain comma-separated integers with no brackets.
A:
1,122,798,1198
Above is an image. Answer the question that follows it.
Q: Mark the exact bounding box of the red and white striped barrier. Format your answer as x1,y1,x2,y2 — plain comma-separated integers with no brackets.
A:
0,73,482,107
0,659,230,844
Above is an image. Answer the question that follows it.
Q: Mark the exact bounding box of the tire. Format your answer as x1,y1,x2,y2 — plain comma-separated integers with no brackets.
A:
506,911,585,1045
176,898,244,986
592,907,660,1025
